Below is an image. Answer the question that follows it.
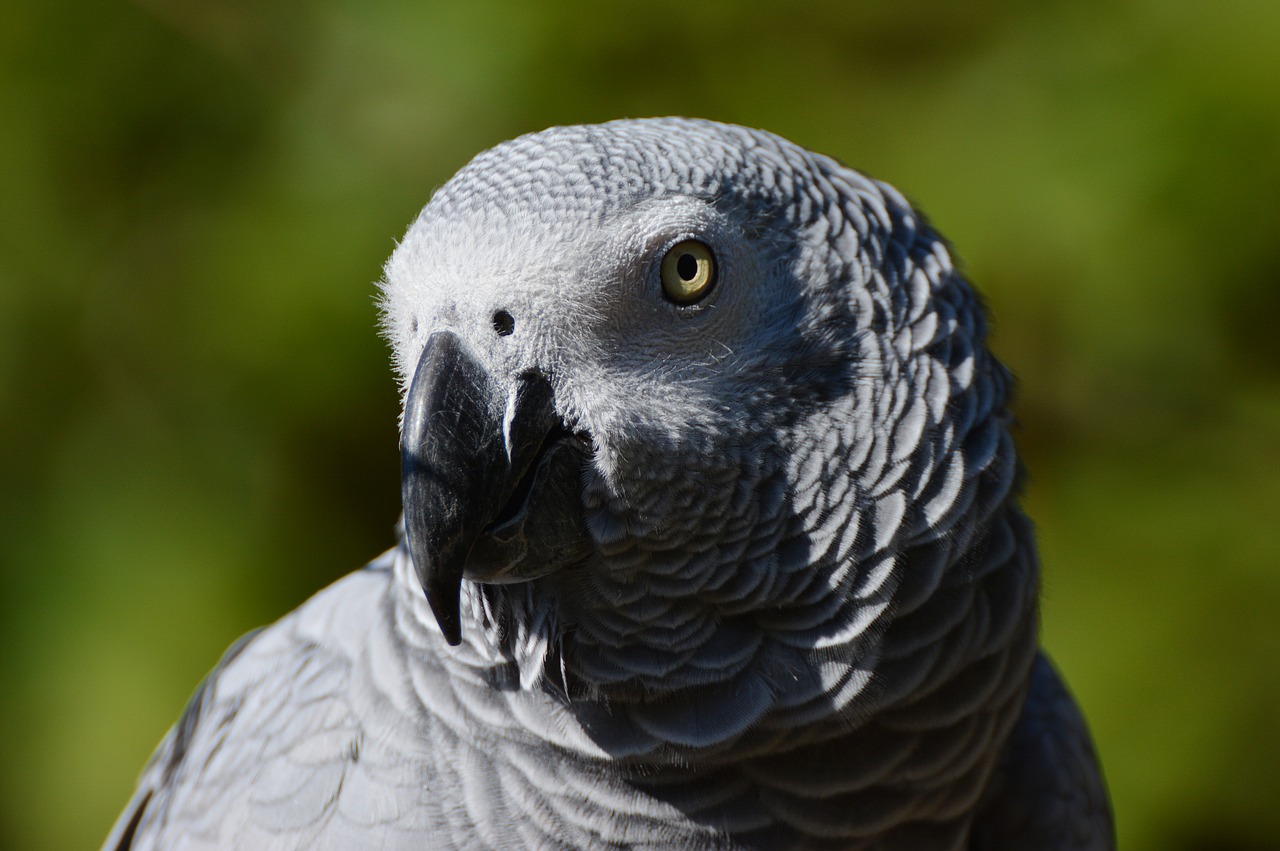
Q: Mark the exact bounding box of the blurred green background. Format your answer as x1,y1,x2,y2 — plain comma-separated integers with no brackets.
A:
2,0,1278,848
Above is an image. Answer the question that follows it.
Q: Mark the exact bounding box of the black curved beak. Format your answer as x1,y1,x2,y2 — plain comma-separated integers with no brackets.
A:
400,330,580,646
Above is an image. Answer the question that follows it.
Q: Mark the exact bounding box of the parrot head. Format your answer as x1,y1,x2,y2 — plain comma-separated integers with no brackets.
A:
381,119,1016,732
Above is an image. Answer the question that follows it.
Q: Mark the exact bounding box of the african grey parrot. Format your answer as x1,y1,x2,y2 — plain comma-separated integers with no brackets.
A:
104,118,1113,850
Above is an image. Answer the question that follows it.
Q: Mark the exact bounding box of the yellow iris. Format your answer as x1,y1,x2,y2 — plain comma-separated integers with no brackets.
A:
660,239,717,304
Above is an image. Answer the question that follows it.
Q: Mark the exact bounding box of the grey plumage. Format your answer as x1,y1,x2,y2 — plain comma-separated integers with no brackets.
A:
104,118,1113,850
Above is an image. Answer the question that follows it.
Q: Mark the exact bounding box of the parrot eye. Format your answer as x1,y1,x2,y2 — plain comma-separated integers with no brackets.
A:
660,239,717,305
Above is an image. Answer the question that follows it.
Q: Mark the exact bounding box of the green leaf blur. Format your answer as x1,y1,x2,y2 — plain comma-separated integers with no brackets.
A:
1,2,1277,849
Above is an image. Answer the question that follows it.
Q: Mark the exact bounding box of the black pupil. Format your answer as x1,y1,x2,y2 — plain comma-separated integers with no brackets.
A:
676,252,699,281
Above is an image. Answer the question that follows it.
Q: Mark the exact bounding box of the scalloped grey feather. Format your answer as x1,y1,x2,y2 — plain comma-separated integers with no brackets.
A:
104,118,1114,850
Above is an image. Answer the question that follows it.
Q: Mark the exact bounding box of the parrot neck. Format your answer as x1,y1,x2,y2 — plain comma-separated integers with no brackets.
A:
390,493,1039,770
385,500,1039,851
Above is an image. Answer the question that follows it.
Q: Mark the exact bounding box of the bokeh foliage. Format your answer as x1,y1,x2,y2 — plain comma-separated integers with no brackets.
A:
2,1,1278,849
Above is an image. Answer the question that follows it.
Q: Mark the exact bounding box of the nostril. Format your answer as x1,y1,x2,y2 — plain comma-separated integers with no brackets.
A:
492,310,515,337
